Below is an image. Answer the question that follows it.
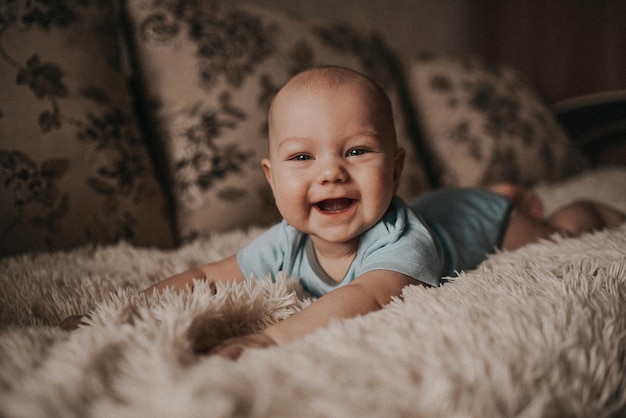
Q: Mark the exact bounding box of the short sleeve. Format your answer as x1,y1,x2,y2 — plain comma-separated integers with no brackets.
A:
237,222,285,279
355,198,442,287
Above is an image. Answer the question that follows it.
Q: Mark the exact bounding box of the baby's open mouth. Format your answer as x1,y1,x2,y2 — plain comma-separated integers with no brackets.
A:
315,198,354,213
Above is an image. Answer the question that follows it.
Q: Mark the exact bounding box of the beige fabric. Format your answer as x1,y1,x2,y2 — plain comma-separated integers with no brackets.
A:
1,167,625,417
1,226,625,417
126,0,430,242
408,55,588,187
0,3,174,254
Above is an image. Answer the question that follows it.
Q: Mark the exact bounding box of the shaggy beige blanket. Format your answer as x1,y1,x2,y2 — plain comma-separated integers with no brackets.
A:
1,168,626,417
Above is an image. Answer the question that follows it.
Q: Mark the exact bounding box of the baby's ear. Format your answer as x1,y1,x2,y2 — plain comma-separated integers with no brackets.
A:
261,158,273,185
393,148,405,192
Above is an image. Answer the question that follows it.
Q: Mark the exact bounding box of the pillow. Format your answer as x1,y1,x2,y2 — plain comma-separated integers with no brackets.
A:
0,2,175,255
124,0,430,242
408,55,588,187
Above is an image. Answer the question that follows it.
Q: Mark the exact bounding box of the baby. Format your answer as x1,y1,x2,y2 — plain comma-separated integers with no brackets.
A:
61,66,624,359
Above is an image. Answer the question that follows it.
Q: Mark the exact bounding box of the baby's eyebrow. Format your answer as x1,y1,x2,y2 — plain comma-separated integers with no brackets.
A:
343,130,385,146
354,128,380,137
276,136,309,151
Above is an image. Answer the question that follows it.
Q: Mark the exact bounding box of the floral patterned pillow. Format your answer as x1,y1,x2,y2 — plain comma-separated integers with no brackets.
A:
408,55,588,187
0,2,175,255
125,0,430,242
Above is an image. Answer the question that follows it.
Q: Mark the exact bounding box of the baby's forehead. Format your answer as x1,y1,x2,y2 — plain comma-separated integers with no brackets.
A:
282,77,381,102
272,80,390,123
268,70,396,147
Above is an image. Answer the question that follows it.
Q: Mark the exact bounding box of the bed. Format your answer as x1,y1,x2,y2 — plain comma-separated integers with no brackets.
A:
1,166,625,417
1,1,626,416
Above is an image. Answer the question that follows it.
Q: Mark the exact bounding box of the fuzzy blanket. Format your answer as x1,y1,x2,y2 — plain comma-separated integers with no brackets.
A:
1,167,626,417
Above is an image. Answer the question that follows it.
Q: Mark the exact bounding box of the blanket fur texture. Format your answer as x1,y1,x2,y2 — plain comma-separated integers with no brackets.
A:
1,167,626,417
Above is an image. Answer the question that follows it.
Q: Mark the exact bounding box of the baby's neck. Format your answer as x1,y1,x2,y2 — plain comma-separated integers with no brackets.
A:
308,236,359,283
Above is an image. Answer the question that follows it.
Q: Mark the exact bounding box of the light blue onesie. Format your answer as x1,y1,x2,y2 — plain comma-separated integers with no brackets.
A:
237,197,442,297
237,190,512,297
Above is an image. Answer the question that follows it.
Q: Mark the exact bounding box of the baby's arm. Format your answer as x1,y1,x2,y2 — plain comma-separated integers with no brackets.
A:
265,270,417,344
204,270,421,359
142,255,245,296
59,255,245,330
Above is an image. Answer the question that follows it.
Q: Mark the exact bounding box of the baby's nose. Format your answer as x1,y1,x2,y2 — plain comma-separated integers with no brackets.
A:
319,161,349,184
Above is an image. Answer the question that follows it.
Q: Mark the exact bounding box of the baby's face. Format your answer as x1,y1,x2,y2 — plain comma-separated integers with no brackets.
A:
263,81,404,251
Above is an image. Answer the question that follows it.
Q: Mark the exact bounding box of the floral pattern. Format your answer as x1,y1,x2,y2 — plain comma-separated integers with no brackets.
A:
0,0,174,254
409,55,588,187
140,3,278,90
126,0,429,242
171,93,252,197
0,1,592,254
0,150,68,249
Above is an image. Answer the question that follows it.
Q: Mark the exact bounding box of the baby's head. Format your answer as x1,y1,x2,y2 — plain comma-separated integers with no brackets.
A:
267,66,397,153
262,66,405,247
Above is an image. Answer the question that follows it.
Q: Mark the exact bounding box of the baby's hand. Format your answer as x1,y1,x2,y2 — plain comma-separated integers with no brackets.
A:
195,332,277,360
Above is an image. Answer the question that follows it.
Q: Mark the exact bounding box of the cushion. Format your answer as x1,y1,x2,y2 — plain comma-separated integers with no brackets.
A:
408,55,588,187
0,2,175,255
124,0,430,243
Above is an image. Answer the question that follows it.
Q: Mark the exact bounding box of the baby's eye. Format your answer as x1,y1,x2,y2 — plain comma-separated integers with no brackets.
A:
290,154,312,161
347,148,369,157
